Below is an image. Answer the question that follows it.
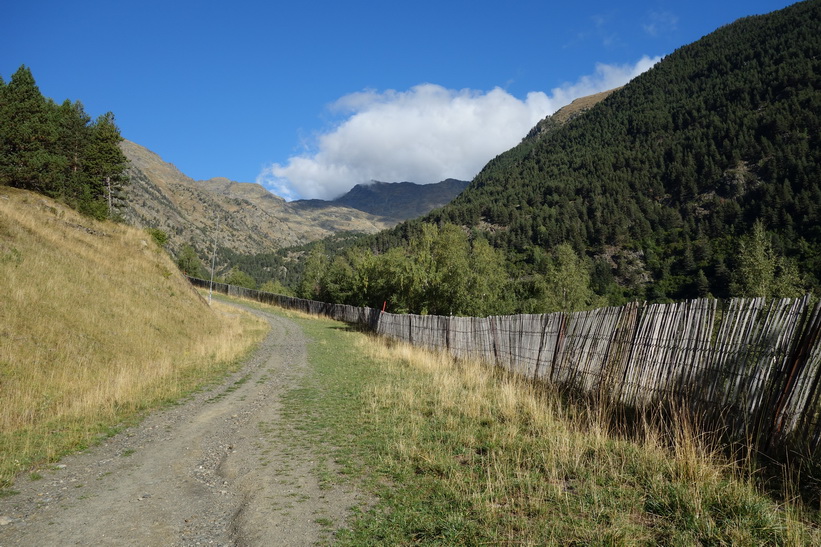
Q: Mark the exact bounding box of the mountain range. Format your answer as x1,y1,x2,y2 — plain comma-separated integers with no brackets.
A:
298,179,469,222
119,139,467,257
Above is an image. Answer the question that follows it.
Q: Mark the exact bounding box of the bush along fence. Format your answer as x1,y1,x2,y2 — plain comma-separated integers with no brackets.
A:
188,277,821,459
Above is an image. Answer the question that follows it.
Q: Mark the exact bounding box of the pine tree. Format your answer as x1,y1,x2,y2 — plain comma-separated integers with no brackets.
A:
54,99,91,198
82,112,128,218
731,220,805,297
0,66,129,219
694,269,711,297
732,221,776,297
0,66,62,193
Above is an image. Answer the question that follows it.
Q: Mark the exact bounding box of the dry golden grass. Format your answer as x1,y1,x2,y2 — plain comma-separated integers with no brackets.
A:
551,87,621,125
0,188,267,485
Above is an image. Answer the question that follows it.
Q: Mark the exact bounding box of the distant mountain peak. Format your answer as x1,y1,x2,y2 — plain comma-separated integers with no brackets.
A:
119,140,394,256
119,140,468,259
329,178,470,221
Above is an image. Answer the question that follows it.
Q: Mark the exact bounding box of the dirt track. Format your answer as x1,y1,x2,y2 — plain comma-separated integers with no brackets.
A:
0,304,366,546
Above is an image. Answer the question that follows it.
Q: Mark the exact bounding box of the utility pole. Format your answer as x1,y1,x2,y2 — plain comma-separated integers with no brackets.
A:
209,219,219,305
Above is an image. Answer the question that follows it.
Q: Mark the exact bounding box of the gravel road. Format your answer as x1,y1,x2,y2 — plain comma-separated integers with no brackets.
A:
0,304,367,546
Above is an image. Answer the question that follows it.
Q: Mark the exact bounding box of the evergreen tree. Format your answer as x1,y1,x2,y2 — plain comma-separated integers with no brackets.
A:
0,65,128,218
731,220,806,297
0,66,61,193
732,221,776,297
261,2,821,307
54,99,91,198
82,112,128,218
694,269,711,298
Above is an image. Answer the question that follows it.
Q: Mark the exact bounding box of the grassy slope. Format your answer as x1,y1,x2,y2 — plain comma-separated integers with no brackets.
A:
0,187,267,486
237,300,821,545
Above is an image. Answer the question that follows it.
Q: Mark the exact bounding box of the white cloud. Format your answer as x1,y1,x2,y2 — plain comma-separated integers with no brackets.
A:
258,55,661,201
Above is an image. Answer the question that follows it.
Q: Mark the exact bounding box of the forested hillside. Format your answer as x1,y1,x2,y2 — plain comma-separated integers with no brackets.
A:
0,66,129,219
283,0,820,314
424,0,820,302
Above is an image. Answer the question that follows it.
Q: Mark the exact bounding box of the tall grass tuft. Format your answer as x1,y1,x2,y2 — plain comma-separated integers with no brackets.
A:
0,188,267,485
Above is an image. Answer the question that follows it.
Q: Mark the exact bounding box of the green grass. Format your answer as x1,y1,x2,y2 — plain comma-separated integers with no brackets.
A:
216,295,821,545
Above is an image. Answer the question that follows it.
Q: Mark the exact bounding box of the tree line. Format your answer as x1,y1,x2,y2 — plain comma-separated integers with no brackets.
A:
0,65,129,219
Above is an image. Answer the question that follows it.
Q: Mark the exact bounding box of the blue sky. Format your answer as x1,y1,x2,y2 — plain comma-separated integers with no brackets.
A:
2,0,797,200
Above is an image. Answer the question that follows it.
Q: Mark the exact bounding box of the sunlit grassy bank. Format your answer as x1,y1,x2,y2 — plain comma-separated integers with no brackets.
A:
251,303,821,545
0,188,267,486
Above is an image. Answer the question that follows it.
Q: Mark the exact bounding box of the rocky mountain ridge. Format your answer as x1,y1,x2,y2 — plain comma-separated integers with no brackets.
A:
120,140,466,258
296,179,469,222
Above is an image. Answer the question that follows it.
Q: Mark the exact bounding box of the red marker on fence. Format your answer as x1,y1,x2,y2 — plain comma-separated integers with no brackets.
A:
382,301,387,313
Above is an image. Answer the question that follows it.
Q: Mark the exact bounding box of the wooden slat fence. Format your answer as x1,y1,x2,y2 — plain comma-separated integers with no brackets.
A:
445,316,495,362
188,277,821,457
